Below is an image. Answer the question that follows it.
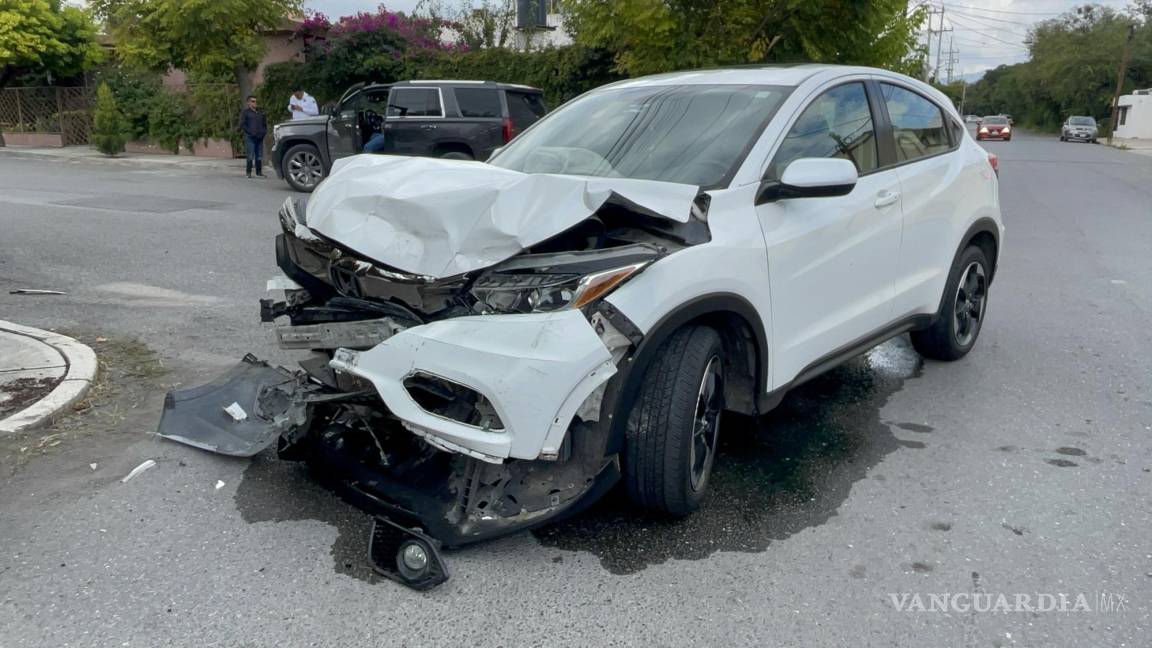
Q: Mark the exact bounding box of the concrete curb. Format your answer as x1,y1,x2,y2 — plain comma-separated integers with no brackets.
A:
0,321,98,434
0,147,242,172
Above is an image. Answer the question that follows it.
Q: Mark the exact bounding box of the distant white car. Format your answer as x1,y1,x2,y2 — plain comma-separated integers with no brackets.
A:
965,114,980,122
163,65,1005,589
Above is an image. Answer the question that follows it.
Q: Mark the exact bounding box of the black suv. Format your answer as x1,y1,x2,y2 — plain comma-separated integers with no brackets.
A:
270,80,549,192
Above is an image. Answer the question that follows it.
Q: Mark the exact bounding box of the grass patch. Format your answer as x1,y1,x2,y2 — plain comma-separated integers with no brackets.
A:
0,333,168,474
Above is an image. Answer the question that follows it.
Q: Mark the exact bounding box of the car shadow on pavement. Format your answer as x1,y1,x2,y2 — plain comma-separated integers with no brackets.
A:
533,336,927,574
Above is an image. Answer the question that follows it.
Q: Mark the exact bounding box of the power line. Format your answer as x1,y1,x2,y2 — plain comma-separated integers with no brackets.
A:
947,14,1031,49
944,8,1035,32
935,3,1064,17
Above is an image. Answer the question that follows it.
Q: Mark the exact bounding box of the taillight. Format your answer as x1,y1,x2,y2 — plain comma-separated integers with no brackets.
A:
979,126,989,133
502,117,515,143
1002,126,1010,133
987,152,999,176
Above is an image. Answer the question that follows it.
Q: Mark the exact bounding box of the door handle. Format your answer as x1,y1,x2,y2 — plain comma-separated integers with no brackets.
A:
874,191,900,209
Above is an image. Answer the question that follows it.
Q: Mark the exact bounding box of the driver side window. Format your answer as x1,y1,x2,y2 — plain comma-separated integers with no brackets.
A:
770,82,878,179
340,90,387,115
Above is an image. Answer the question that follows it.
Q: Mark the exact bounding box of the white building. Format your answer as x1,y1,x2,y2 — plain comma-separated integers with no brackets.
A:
1113,89,1152,139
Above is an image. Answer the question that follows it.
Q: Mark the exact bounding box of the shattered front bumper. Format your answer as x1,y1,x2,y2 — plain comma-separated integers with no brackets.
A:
157,307,625,548
330,309,617,463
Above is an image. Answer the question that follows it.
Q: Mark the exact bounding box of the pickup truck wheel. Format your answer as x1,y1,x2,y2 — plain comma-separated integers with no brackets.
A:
624,326,724,516
438,151,473,160
283,144,325,193
911,245,990,361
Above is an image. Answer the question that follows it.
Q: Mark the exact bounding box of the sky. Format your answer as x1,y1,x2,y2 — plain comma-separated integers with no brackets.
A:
307,0,1136,80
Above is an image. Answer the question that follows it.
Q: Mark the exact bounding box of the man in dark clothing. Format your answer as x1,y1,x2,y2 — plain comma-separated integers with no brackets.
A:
239,96,268,178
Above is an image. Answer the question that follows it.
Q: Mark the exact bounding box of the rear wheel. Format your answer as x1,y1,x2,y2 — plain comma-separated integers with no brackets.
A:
438,151,473,161
911,245,991,361
624,326,724,515
283,143,325,193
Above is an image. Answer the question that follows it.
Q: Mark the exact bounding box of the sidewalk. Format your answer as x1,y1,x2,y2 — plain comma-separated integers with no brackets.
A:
0,321,98,434
0,144,245,171
1109,137,1152,157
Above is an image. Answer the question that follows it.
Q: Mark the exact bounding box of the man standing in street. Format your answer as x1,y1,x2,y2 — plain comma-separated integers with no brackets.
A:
288,87,319,121
239,95,268,178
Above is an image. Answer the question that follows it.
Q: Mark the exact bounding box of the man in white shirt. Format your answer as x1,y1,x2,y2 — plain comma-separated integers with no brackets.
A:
288,87,319,121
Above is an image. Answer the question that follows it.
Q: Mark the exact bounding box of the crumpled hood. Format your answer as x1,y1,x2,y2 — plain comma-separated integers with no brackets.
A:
304,155,700,278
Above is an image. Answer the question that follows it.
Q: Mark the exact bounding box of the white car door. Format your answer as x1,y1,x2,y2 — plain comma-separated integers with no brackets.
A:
876,82,972,317
754,81,904,386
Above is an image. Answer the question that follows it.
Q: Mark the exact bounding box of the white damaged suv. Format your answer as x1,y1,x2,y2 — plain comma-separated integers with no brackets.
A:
159,65,1002,588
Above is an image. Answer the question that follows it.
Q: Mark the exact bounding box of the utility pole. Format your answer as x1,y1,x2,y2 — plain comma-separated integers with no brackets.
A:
1107,24,1137,145
933,6,952,83
945,37,959,84
922,5,944,82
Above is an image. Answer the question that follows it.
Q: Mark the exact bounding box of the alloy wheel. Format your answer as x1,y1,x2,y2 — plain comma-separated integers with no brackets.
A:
288,150,323,188
953,261,987,347
689,355,723,493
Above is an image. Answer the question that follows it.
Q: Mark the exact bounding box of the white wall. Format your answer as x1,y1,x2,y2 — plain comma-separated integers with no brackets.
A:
1113,93,1152,139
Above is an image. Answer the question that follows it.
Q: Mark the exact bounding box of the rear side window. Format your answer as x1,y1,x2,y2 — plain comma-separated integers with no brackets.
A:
880,84,950,162
506,91,547,129
455,88,502,118
388,88,443,118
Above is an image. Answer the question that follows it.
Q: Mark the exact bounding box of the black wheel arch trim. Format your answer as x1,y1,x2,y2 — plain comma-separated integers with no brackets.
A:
600,293,769,456
955,217,1000,284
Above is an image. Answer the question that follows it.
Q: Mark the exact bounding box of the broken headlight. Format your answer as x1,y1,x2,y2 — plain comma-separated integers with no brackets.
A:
470,262,648,315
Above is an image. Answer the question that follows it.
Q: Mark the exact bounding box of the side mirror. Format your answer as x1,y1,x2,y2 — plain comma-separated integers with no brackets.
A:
756,158,859,205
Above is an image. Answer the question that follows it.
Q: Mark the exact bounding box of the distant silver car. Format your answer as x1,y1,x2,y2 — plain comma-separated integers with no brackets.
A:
1061,116,1098,143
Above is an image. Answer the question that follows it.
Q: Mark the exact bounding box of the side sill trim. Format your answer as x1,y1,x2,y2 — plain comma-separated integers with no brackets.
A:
755,313,934,413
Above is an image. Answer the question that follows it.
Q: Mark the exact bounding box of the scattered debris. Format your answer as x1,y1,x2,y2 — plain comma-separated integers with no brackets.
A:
215,480,225,490
223,402,248,422
9,289,67,295
121,459,156,483
89,463,98,471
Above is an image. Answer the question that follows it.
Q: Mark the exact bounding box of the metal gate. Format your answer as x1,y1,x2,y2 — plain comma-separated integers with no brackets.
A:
0,86,93,145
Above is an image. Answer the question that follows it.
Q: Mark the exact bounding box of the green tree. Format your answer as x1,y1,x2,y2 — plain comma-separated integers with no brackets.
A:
562,0,926,76
0,0,102,145
91,82,128,156
92,0,302,100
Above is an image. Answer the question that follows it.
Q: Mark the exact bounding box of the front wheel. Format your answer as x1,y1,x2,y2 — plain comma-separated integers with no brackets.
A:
283,143,325,193
911,245,991,361
624,326,725,515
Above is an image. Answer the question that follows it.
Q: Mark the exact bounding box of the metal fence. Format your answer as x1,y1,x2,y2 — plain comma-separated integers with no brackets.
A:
0,86,94,145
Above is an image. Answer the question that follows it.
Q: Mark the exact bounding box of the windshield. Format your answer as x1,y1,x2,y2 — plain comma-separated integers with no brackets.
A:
489,84,792,188
983,116,1008,125
1069,116,1096,126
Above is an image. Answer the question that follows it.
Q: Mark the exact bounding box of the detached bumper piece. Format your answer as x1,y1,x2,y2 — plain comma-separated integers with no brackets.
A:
156,354,299,457
369,517,448,590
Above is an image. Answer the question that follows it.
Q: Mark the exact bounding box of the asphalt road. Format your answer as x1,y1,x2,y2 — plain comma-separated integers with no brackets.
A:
1,132,1150,647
